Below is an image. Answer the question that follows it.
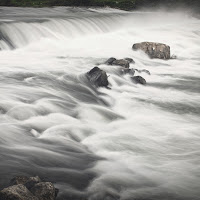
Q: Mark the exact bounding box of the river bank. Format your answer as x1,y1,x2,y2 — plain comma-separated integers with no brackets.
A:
0,0,200,11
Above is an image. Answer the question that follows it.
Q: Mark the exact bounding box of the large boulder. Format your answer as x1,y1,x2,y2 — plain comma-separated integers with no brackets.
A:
0,184,38,200
0,176,59,200
86,67,109,87
131,76,146,85
132,42,170,60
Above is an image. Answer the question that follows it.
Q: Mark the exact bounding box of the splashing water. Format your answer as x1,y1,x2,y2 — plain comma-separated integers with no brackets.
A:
0,6,200,200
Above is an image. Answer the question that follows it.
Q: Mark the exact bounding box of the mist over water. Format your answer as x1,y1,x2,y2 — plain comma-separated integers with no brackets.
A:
0,7,200,200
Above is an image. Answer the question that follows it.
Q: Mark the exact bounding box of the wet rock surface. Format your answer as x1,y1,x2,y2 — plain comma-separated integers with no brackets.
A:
131,76,147,85
132,42,170,59
105,57,116,65
0,176,58,200
86,67,109,87
105,57,135,68
112,59,130,68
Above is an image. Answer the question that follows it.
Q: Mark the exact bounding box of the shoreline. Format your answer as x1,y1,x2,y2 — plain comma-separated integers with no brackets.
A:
0,0,200,11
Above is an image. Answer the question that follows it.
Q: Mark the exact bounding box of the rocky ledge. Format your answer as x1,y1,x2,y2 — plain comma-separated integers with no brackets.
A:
0,176,59,200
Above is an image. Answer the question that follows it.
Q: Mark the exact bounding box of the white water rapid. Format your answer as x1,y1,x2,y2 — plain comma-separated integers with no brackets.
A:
0,6,200,200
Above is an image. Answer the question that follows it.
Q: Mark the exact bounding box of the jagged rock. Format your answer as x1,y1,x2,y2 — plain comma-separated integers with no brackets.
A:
0,176,59,200
105,57,116,65
131,76,146,85
10,176,29,186
112,59,130,68
30,182,56,200
86,67,109,87
25,176,41,190
0,184,38,200
10,176,41,190
132,42,170,60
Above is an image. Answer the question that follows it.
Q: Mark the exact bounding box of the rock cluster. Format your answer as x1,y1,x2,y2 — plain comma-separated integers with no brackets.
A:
0,176,58,200
86,42,172,87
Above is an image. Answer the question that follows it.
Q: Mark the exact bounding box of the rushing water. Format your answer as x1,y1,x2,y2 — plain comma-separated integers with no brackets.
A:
0,6,200,200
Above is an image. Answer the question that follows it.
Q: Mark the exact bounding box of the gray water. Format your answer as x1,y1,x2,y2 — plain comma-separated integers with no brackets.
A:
0,7,200,200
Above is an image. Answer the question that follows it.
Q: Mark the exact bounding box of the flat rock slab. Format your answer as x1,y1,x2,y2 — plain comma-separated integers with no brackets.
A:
132,42,170,60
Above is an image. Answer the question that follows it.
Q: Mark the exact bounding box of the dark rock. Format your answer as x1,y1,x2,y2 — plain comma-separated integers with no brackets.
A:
131,76,146,85
25,176,41,190
86,67,109,87
1,176,58,200
105,58,134,68
0,184,38,200
132,42,170,59
112,59,130,68
30,182,56,200
121,68,135,76
124,58,135,64
105,57,116,65
10,176,29,186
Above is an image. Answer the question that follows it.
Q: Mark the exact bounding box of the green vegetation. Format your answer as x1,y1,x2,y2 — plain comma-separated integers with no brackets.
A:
0,0,137,9
0,0,199,10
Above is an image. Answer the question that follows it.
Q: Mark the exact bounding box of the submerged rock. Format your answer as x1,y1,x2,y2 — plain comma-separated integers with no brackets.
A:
135,69,151,75
86,67,109,87
0,176,59,200
132,42,170,60
121,68,135,76
131,76,146,85
105,57,135,68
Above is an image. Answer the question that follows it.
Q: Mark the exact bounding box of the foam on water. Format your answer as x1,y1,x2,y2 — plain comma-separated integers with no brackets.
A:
0,7,200,200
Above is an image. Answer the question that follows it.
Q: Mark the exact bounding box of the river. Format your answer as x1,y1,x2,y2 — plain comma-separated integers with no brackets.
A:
0,6,200,200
